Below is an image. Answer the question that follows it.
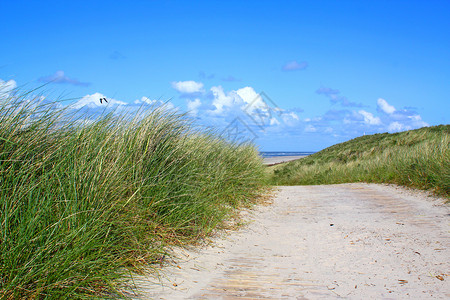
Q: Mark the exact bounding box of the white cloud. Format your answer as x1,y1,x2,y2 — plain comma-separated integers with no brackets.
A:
281,111,300,126
383,108,428,132
0,79,17,97
235,87,287,127
385,114,428,132
134,96,156,105
388,121,407,132
7,77,434,151
210,86,242,114
270,118,280,125
182,85,304,137
171,80,204,94
134,96,175,110
308,97,430,137
288,112,299,120
71,93,127,109
187,98,202,115
358,110,382,125
410,115,428,127
236,86,263,108
377,98,396,114
408,114,426,124
193,86,288,129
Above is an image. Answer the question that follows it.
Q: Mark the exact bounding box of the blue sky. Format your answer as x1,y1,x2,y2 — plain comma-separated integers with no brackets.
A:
1,0,449,151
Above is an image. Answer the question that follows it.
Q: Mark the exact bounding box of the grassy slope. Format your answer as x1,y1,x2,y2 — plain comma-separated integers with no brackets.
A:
270,125,449,197
0,91,268,299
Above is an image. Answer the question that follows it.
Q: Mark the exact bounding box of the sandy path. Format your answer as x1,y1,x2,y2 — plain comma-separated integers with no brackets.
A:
131,183,449,299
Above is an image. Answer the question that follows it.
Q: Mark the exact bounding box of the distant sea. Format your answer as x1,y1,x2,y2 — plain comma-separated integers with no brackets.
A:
260,151,315,158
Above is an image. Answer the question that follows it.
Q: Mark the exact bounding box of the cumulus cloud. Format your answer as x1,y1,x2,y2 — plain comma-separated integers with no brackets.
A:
285,112,299,121
385,114,428,133
237,87,288,129
71,93,127,109
282,61,308,71
314,91,428,136
187,98,202,115
280,112,300,127
209,86,274,116
172,80,204,94
5,77,432,150
376,99,428,132
134,96,157,105
0,79,17,97
38,70,90,86
236,86,265,110
387,121,405,132
309,96,429,138
358,110,382,125
210,85,242,114
173,83,285,130
134,96,175,110
269,118,281,126
175,84,303,142
316,90,428,137
65,93,177,123
377,98,396,114
1,78,182,129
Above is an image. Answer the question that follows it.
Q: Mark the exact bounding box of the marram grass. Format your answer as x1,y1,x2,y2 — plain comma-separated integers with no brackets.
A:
0,89,267,299
270,125,449,198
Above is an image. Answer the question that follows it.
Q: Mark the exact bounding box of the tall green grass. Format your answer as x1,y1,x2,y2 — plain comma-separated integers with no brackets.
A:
270,125,449,198
0,89,267,299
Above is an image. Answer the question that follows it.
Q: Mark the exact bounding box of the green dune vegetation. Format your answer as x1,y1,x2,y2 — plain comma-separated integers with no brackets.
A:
270,125,450,198
0,90,268,299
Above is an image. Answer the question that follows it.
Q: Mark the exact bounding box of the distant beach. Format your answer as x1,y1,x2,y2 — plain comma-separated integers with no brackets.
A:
260,151,314,165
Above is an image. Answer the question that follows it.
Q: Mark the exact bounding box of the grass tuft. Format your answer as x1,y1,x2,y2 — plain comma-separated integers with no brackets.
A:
0,89,267,298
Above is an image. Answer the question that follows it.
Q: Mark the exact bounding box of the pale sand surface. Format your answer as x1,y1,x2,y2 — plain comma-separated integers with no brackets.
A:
263,155,307,165
130,183,449,299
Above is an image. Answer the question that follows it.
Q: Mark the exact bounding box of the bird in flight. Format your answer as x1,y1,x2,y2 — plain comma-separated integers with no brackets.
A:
100,97,108,104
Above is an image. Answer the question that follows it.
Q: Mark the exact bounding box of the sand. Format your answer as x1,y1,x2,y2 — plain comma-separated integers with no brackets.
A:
262,155,307,165
129,183,449,299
